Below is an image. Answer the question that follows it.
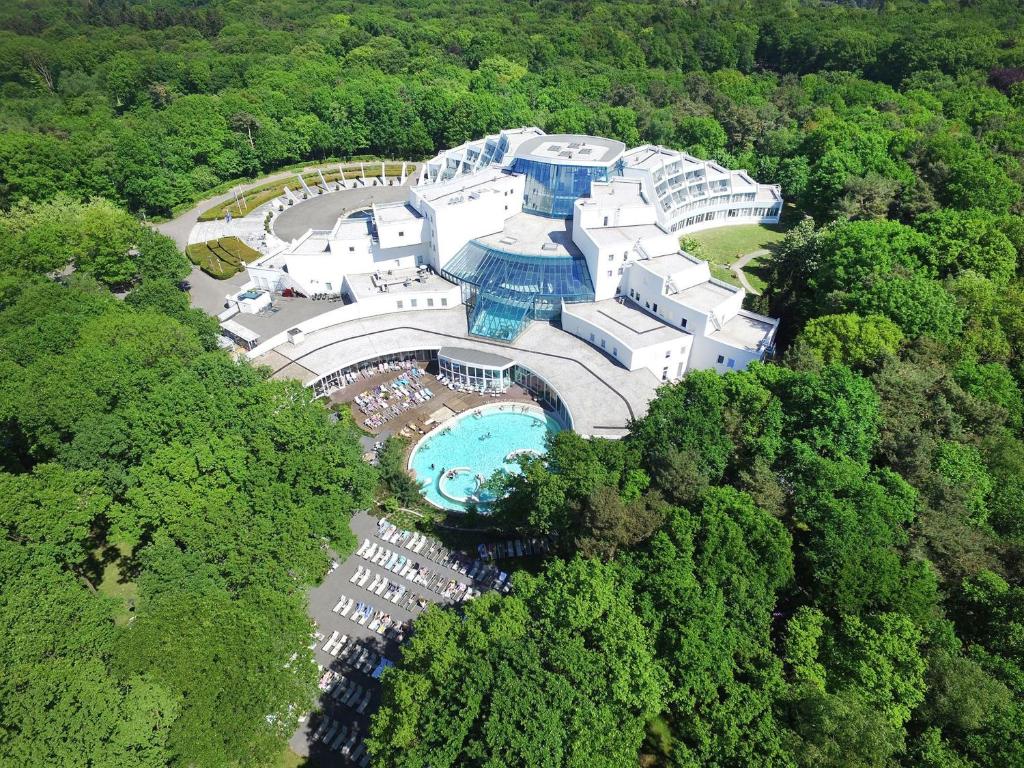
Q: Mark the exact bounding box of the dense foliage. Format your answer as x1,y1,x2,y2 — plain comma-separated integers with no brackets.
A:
3,0,1024,766
0,217,376,763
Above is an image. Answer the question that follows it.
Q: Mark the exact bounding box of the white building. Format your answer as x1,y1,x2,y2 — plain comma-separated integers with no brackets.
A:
241,127,781,379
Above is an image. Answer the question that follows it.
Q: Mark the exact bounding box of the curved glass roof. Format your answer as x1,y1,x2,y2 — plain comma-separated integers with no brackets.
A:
442,240,595,341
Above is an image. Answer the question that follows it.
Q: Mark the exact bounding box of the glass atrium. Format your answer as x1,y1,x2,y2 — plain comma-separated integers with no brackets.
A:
441,240,595,342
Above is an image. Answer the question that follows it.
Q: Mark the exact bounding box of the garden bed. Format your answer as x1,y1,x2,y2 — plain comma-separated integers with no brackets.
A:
186,236,262,279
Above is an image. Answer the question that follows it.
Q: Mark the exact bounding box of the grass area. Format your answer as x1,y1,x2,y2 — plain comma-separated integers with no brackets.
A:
684,222,791,266
96,542,138,626
272,747,310,768
709,262,740,288
197,162,409,222
186,236,261,279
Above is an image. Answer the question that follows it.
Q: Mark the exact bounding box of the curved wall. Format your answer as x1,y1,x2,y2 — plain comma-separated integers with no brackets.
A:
511,157,614,218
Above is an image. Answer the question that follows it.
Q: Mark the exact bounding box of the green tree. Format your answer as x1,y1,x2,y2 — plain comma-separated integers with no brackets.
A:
369,558,666,768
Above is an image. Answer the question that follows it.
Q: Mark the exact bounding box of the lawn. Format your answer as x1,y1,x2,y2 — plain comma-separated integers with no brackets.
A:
684,222,791,266
682,215,801,294
96,542,138,626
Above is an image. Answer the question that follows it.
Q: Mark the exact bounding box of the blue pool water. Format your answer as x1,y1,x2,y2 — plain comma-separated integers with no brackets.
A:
408,405,561,511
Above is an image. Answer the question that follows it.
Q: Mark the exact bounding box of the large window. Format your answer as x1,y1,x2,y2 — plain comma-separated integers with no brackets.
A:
511,158,612,218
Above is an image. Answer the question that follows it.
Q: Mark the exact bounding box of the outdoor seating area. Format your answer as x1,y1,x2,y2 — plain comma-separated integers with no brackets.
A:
353,366,435,430
436,372,509,396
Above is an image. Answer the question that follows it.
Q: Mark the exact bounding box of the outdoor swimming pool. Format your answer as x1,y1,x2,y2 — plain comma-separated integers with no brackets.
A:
408,404,561,511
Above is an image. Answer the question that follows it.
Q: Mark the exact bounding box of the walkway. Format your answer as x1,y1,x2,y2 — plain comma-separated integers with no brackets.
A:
254,308,660,438
731,249,769,296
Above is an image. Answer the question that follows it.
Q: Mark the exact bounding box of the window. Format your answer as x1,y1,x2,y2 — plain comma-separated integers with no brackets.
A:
727,358,736,369
397,300,404,309
612,347,618,356
680,317,687,328
645,301,650,309
410,298,418,308
348,246,355,252
618,267,623,275
398,231,404,237
606,270,612,278
589,332,595,342
629,288,635,298
427,297,434,307
600,339,606,349
325,282,332,291
608,254,614,262
441,297,448,306
665,350,671,358
653,303,658,313
603,216,609,226
662,367,669,380
717,355,725,364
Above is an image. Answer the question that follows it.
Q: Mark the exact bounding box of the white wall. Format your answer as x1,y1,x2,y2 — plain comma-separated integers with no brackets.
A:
243,284,463,360
561,306,693,381
416,174,525,270
376,215,427,249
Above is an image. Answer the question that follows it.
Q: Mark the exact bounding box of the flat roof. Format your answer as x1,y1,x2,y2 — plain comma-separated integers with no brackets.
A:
672,280,737,311
639,250,705,278
515,134,625,166
414,167,509,204
564,299,688,348
345,267,455,300
476,212,581,258
437,346,514,369
372,202,422,225
712,310,777,352
586,223,666,251
221,319,260,343
586,178,647,207
330,218,372,239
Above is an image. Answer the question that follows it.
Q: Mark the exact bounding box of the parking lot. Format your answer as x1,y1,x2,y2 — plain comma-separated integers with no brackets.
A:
292,511,544,765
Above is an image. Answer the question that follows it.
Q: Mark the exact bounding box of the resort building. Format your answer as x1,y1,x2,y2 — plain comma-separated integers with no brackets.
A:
240,127,781,383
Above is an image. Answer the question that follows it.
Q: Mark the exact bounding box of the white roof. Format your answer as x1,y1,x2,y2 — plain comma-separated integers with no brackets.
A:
564,299,688,349
515,134,625,166
221,319,260,344
712,310,777,352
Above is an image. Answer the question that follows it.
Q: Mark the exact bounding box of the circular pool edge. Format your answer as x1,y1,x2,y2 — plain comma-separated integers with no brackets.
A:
406,402,554,512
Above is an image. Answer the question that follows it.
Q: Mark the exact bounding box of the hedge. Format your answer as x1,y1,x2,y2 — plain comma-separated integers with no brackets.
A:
186,236,261,279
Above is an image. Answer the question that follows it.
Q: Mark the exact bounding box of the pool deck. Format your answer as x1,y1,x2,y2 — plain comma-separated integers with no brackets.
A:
253,308,661,438
328,369,534,437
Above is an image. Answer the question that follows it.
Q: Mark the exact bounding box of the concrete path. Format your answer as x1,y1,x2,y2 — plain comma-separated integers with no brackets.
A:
731,249,770,295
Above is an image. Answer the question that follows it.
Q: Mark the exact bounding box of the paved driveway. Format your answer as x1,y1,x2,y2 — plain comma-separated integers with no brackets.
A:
273,184,410,242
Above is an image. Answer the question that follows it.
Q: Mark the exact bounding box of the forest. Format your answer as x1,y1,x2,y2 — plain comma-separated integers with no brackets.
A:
1,0,1024,766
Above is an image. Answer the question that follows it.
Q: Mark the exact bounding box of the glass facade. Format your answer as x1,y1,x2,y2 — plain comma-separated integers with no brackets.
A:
442,240,596,342
438,355,514,392
511,158,613,218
